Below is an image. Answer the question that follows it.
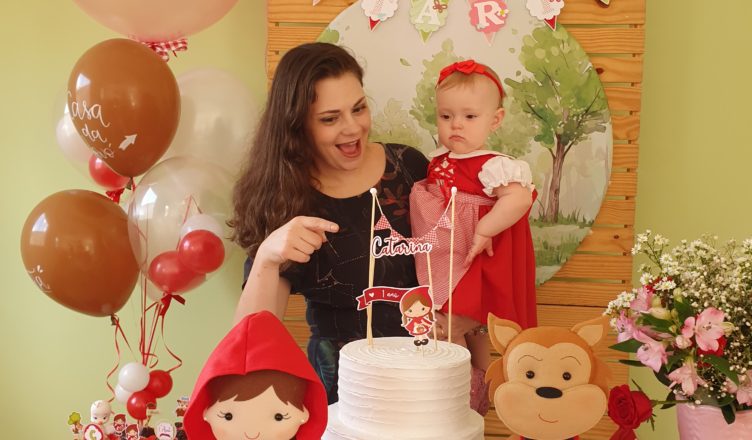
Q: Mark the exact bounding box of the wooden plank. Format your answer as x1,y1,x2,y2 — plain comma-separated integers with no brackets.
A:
559,0,645,25
554,254,632,280
568,28,645,54
592,56,644,84
611,115,640,141
612,143,639,170
605,171,637,197
593,198,635,226
575,226,634,254
268,0,645,26
604,86,642,112
268,26,646,55
537,280,629,307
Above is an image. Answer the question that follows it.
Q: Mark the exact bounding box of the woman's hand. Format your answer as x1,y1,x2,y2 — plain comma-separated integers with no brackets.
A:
256,216,339,267
433,312,481,343
464,232,494,266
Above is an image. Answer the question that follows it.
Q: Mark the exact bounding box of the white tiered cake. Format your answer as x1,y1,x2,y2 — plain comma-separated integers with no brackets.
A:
323,337,484,440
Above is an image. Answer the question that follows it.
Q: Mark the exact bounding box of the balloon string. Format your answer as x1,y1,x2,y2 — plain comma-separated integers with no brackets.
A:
158,298,184,374
106,314,133,402
144,305,161,368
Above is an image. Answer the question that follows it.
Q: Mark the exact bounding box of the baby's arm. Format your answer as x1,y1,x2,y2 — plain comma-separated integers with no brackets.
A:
465,183,533,265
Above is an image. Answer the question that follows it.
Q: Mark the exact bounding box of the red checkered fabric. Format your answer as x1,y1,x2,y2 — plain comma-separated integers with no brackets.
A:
140,38,188,62
410,181,494,307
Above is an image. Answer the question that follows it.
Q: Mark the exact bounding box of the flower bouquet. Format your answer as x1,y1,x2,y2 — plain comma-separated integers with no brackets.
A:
604,231,752,424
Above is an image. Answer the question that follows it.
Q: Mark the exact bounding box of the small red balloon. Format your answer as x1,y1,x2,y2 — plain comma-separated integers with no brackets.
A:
148,250,204,293
178,230,225,274
144,370,173,398
88,155,129,190
126,390,156,421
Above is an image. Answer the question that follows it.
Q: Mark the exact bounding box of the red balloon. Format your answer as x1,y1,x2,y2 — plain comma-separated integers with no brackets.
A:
177,230,225,274
148,250,204,293
127,390,156,421
144,370,173,398
88,155,129,190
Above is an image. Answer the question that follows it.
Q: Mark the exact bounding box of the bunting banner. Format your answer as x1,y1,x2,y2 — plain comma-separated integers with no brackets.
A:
526,0,564,30
410,0,450,43
362,0,400,30
467,0,510,45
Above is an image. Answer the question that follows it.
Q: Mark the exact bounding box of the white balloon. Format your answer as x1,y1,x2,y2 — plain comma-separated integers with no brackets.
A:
162,68,259,178
114,384,133,404
56,113,92,165
180,213,224,239
118,362,150,392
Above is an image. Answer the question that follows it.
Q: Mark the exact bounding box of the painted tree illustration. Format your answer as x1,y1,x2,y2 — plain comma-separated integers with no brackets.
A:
504,27,610,222
410,39,461,145
370,98,423,147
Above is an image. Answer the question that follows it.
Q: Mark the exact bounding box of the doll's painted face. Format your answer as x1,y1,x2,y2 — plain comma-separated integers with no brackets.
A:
125,425,139,440
113,415,127,432
204,385,309,440
403,299,430,318
90,400,112,425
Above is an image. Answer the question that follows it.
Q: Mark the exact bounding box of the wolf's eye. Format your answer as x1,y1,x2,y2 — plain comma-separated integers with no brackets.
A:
526,370,535,379
562,372,572,381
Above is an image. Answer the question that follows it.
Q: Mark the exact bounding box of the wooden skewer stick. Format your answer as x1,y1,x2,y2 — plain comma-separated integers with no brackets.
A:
426,252,438,350
367,188,377,347
447,187,457,344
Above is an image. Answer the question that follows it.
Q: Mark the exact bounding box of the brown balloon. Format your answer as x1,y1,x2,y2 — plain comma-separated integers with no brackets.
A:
20,190,139,317
67,38,180,177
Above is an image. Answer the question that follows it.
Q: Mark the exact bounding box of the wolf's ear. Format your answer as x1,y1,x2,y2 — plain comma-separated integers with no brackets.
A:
571,316,609,347
488,313,522,355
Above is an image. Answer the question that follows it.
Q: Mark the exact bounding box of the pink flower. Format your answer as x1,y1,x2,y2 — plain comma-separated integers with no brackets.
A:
726,372,752,406
682,308,726,351
667,361,706,396
616,311,638,343
674,335,693,349
634,331,668,372
630,287,654,313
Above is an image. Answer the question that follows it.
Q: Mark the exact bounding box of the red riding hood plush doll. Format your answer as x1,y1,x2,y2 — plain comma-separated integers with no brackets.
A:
184,311,327,440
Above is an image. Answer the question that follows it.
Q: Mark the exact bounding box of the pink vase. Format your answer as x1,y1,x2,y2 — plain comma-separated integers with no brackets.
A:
676,403,752,439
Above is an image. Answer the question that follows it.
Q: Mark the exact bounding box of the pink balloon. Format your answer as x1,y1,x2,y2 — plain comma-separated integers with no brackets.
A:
72,0,239,42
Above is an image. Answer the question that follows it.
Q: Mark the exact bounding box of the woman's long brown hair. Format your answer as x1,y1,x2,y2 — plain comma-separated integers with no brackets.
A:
230,43,364,256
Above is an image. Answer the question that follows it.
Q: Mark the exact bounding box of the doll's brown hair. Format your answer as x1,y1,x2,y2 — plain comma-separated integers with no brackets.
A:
206,369,306,410
400,290,434,326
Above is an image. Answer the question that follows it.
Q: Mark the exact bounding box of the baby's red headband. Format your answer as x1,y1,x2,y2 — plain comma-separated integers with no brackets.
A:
437,59,504,99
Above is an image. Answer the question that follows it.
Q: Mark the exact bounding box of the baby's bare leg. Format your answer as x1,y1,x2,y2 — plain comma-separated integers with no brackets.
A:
466,330,491,371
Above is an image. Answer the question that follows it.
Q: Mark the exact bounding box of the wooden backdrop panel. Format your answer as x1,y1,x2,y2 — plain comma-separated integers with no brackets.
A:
267,1,645,438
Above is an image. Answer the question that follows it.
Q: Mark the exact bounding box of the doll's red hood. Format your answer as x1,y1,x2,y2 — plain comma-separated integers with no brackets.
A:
184,311,327,439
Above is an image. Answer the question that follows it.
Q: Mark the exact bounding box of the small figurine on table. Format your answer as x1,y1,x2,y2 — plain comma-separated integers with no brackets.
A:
83,400,116,439
184,311,327,440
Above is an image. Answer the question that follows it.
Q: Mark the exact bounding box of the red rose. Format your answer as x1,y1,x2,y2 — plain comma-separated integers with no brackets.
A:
607,385,653,439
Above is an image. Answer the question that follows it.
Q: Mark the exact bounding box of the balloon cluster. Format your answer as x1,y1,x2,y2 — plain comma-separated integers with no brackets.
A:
115,363,173,421
20,0,251,419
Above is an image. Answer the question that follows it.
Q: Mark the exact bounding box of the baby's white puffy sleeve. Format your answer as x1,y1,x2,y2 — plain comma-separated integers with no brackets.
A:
478,156,534,197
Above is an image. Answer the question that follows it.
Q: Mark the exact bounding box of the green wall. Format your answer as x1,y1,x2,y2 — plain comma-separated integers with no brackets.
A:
1,1,750,438
0,1,266,437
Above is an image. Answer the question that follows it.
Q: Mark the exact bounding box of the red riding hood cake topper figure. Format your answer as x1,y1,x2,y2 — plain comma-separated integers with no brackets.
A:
400,286,435,346
184,311,328,440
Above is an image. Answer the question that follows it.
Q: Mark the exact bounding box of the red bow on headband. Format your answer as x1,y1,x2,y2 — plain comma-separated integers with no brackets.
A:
437,59,504,98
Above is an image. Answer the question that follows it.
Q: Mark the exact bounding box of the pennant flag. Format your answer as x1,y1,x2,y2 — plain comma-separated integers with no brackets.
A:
526,0,565,30
361,0,400,31
467,0,510,45
410,0,450,43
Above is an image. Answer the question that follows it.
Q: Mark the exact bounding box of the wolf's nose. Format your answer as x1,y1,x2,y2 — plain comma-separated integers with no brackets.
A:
536,387,563,399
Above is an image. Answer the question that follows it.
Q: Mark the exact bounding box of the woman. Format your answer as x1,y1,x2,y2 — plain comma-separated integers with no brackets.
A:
231,42,428,403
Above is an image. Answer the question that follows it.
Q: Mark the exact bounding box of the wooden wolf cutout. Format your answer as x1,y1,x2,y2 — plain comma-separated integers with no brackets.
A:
486,313,611,440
